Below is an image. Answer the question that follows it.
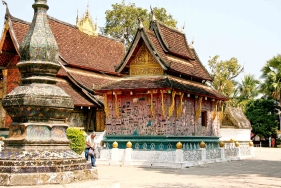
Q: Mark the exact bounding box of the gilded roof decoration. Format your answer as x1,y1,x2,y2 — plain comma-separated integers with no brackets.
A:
76,4,98,36
129,44,163,76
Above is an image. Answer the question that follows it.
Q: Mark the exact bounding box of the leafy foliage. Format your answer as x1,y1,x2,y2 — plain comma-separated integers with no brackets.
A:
237,74,260,100
103,2,177,48
66,128,86,155
260,54,281,103
235,74,260,110
245,98,279,139
208,55,243,97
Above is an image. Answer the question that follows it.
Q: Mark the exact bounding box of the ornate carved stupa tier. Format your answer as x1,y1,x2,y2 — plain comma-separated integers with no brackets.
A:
2,0,74,142
0,1,97,185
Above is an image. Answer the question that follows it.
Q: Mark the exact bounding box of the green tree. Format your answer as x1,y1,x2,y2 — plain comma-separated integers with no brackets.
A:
237,74,260,100
260,54,281,104
208,55,243,97
236,74,260,110
245,98,279,139
66,128,86,155
103,1,177,48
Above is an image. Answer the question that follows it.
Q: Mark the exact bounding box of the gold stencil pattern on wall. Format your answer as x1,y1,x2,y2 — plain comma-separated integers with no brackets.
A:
195,97,203,121
103,93,109,117
212,100,219,121
168,91,176,118
160,90,166,118
130,44,163,76
176,92,184,119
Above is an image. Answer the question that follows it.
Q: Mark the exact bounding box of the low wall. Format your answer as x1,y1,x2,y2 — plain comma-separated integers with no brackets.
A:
96,143,254,168
102,135,220,150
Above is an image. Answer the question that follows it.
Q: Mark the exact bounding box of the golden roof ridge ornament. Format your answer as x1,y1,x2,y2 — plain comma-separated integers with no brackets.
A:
76,3,98,36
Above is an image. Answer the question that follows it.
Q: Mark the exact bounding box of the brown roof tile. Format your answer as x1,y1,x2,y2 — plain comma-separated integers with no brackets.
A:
10,15,125,73
63,68,118,90
156,22,192,59
95,75,227,100
145,30,212,81
56,78,96,107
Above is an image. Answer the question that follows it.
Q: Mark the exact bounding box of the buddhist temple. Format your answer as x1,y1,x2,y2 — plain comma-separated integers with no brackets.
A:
94,14,228,149
0,2,124,134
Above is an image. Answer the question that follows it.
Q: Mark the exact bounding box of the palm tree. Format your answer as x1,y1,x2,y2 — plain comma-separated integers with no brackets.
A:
260,54,281,104
237,74,260,100
230,74,260,111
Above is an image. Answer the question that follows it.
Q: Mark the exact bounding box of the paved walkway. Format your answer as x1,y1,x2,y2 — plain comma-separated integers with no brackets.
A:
1,147,281,188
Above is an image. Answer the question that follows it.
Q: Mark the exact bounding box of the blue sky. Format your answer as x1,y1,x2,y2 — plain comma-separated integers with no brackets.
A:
1,0,281,82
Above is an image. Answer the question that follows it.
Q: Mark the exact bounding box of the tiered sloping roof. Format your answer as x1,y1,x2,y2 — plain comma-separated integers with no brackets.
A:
56,78,95,107
104,20,227,100
1,9,125,106
116,20,212,81
9,15,125,73
95,75,227,100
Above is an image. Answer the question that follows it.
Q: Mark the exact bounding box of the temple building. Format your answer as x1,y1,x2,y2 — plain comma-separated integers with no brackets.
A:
94,16,228,149
0,3,124,133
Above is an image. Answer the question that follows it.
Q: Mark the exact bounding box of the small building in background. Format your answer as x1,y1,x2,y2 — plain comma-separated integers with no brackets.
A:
220,106,251,142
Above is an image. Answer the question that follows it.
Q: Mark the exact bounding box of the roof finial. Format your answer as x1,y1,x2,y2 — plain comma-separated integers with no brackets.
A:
137,17,144,29
76,9,79,25
95,16,97,31
189,37,194,49
2,0,10,18
180,22,185,32
150,5,156,21
86,1,89,16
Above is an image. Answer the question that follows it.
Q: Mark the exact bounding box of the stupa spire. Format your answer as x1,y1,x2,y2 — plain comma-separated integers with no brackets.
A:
20,0,58,64
0,1,96,185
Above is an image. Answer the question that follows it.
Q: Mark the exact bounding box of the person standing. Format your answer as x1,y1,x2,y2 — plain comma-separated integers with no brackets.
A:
269,137,272,147
85,132,97,167
271,138,275,148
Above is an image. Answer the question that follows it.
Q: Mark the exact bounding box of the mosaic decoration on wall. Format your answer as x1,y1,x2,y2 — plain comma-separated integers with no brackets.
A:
26,125,50,140
8,124,26,138
105,93,220,136
51,126,66,138
67,109,87,128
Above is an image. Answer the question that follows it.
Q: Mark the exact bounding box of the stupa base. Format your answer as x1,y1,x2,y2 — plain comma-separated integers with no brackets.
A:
0,168,98,186
0,145,98,186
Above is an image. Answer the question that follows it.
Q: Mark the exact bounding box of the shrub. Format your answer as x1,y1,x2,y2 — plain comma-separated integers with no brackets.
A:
66,128,86,155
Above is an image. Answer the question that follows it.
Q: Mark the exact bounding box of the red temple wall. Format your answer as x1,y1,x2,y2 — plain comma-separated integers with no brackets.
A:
5,56,20,127
105,93,220,136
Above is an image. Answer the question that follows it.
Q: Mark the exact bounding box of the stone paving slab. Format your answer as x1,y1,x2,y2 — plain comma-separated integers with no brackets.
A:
0,147,280,188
